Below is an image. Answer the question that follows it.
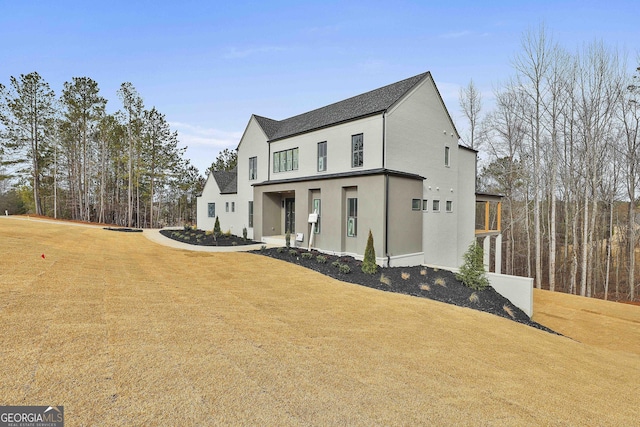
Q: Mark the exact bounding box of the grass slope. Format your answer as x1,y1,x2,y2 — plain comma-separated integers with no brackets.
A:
0,216,638,426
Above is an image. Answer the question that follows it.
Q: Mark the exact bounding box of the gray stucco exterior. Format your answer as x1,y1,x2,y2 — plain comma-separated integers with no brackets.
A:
197,71,478,268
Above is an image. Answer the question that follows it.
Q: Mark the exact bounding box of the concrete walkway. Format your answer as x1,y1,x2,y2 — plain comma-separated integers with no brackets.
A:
0,215,269,252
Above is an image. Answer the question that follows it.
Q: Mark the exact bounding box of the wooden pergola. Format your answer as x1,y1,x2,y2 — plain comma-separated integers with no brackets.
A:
475,192,503,273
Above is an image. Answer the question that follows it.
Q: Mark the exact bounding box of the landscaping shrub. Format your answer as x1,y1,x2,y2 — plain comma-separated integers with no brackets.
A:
213,216,221,241
285,230,291,248
401,272,410,280
261,245,267,251
380,273,392,286
469,292,479,303
277,247,285,253
434,277,447,287
456,242,489,291
242,227,247,240
316,255,327,264
503,304,515,318
301,252,313,260
289,249,298,256
338,264,351,274
331,260,341,268
362,229,377,274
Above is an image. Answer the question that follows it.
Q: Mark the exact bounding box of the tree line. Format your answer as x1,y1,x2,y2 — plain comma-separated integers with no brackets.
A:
461,25,640,301
0,74,205,228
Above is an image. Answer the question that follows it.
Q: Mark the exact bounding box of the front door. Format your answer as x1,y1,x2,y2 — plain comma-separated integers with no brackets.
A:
285,198,295,233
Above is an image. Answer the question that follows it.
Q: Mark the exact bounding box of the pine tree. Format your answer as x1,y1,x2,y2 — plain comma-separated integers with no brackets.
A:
0,72,57,215
362,229,377,274
213,216,221,236
456,242,489,290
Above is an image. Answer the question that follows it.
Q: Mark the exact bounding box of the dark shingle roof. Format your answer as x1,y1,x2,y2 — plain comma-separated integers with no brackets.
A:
212,167,237,194
254,72,430,141
253,115,281,139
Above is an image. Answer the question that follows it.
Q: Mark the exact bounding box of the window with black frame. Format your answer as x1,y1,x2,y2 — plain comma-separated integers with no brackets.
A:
351,134,363,167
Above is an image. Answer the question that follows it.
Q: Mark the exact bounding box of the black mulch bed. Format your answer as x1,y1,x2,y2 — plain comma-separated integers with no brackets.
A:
104,227,143,232
160,229,260,246
252,247,558,334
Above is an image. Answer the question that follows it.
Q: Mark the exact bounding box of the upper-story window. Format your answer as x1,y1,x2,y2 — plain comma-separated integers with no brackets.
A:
445,146,450,167
208,203,215,218
249,156,257,180
352,134,363,168
273,148,299,173
317,141,327,172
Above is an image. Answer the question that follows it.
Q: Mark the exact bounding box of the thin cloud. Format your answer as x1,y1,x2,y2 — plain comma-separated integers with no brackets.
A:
223,45,287,59
170,122,242,149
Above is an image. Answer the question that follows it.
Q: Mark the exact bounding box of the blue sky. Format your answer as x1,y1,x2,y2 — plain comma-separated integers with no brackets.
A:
1,0,638,175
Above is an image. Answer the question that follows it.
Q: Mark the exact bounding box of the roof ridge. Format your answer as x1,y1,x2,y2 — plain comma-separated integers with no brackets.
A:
261,71,430,141
281,71,430,123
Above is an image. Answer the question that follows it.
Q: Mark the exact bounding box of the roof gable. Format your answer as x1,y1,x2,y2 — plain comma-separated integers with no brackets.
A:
253,72,430,142
212,168,237,194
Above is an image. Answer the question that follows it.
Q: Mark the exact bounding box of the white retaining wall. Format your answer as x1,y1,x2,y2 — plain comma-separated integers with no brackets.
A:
485,272,534,317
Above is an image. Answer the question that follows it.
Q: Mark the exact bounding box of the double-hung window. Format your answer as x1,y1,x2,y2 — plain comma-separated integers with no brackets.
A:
249,156,257,180
317,141,327,171
351,134,363,167
347,198,358,237
273,148,299,173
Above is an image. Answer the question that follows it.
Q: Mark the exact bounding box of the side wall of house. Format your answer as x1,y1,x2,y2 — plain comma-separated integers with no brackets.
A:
196,174,220,231
456,148,477,264
384,76,468,268
386,175,424,265
235,116,270,239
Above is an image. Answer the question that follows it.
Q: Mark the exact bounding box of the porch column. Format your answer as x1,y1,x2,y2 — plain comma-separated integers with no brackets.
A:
494,234,502,274
483,236,491,271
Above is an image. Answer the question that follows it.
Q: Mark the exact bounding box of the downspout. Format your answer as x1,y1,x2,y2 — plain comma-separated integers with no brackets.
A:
382,111,390,267
385,173,390,267
268,139,271,182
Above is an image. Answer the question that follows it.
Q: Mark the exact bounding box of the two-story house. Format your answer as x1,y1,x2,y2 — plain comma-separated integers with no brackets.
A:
197,71,477,268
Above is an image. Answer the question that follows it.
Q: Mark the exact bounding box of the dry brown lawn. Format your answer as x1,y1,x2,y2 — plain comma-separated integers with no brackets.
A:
1,217,639,426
